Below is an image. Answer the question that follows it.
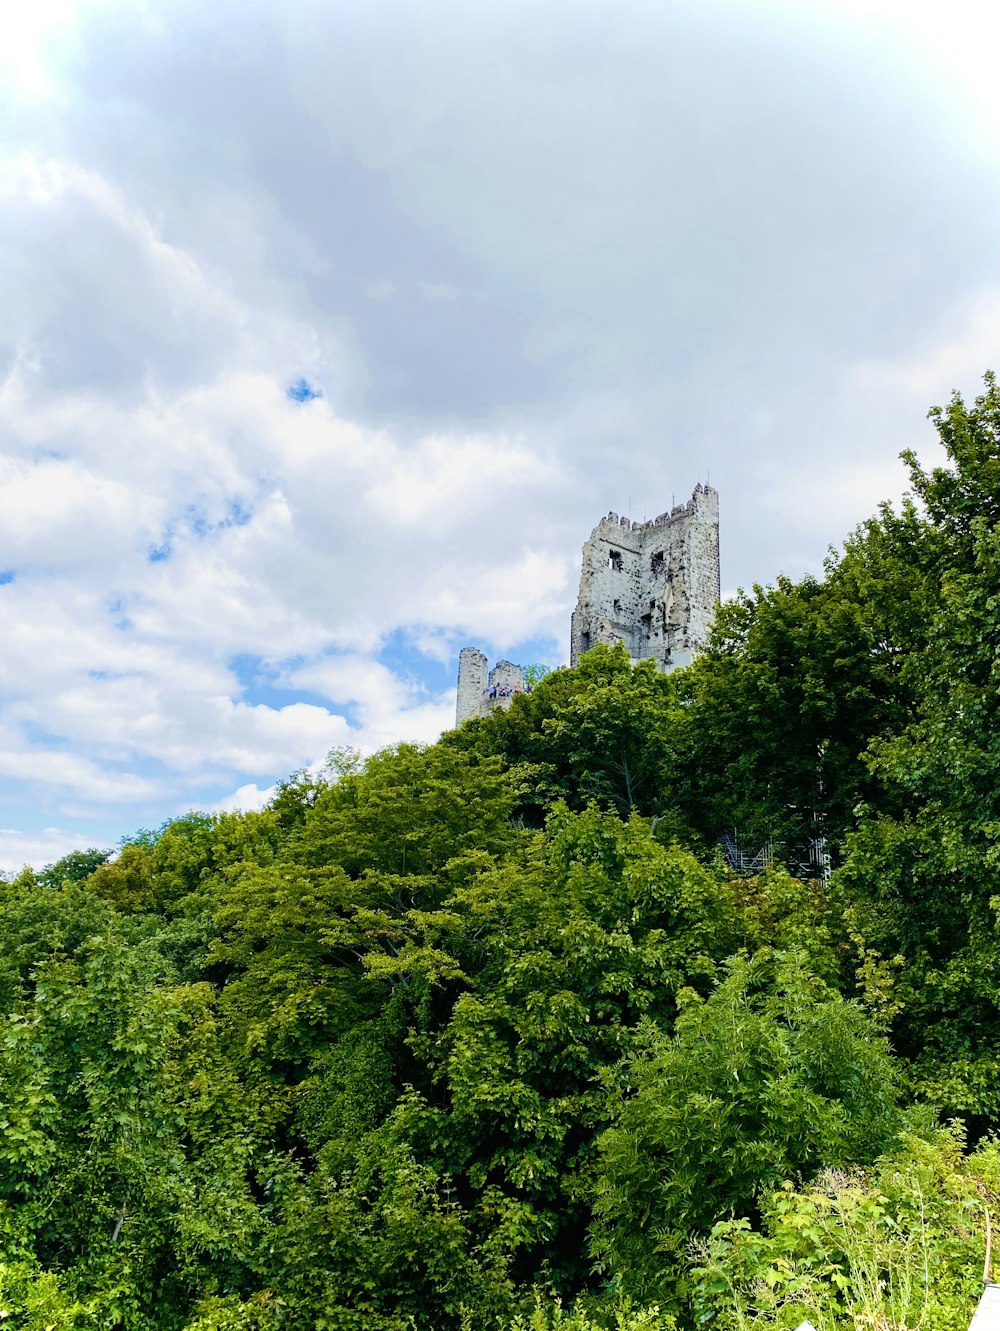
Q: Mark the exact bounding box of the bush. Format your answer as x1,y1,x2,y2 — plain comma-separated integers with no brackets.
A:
590,951,902,1300
687,1126,994,1331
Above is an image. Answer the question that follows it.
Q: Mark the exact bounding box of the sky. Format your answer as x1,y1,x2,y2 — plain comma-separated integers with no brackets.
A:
0,0,997,870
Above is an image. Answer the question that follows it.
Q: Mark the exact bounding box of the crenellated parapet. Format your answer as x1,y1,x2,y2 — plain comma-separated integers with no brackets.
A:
589,483,719,538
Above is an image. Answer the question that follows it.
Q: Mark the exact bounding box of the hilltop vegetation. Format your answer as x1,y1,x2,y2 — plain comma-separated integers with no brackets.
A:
2,375,1000,1330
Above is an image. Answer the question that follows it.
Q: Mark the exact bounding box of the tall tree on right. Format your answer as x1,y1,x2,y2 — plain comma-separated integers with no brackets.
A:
837,372,1000,1118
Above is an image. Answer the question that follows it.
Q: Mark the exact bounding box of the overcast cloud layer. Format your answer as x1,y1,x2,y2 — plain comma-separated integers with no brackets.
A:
0,0,997,869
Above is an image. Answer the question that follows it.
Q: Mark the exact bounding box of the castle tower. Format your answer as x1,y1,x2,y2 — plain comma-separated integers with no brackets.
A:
570,484,719,671
455,484,720,727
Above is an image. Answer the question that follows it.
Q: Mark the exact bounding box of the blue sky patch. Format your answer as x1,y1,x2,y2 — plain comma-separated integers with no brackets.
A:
0,570,15,586
222,499,254,528
287,378,322,402
107,597,133,631
229,652,338,716
182,500,254,541
376,627,562,700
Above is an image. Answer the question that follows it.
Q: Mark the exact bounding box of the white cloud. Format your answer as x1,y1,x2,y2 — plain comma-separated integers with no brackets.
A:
209,781,279,815
286,654,456,751
419,281,460,302
805,0,1000,168
366,280,397,300
0,738,163,804
0,155,572,836
0,0,995,856
0,824,107,876
0,0,82,100
851,286,1000,402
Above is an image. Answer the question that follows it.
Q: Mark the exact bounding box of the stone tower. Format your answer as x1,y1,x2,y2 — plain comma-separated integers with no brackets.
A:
455,484,720,726
570,484,719,671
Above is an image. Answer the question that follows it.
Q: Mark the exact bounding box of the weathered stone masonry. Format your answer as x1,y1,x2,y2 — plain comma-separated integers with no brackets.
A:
456,650,527,724
570,484,720,671
455,485,720,725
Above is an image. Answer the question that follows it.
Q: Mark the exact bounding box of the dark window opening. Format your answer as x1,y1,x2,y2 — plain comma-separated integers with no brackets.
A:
613,598,622,613
580,631,591,653
641,612,652,636
608,549,623,572
651,551,665,575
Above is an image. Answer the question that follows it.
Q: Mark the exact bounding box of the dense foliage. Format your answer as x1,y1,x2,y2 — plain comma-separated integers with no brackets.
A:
3,375,1000,1329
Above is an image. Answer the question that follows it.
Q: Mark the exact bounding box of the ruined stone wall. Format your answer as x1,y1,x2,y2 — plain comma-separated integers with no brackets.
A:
456,653,528,726
456,647,489,725
570,484,719,671
681,486,721,652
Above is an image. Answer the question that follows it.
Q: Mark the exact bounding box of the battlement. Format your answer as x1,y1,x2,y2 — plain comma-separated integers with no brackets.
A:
591,484,719,539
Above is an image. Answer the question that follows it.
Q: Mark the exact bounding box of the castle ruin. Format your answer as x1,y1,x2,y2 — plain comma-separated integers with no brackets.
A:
455,652,529,724
455,484,719,725
570,483,719,671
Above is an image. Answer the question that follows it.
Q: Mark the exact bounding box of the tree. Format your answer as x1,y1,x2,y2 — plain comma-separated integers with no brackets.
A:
671,555,917,858
838,372,1000,1116
36,848,111,890
447,645,686,825
589,952,901,1303
300,743,521,876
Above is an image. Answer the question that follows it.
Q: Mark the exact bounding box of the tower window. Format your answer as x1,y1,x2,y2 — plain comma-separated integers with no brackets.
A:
641,612,652,636
613,598,622,613
608,550,623,572
651,551,664,575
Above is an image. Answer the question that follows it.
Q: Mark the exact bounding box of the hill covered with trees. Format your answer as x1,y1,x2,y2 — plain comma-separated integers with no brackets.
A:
3,375,1000,1331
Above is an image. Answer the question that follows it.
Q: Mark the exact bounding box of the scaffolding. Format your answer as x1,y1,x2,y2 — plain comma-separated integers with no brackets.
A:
720,816,831,885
